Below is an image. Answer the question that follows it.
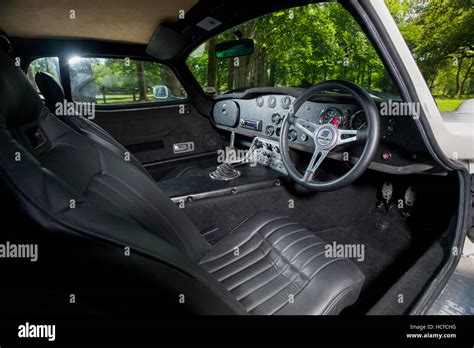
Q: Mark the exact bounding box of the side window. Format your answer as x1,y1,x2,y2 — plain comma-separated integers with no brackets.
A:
26,57,61,91
68,57,187,105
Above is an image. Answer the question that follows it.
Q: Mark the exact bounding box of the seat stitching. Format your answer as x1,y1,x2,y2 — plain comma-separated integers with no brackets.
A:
290,242,325,263
300,250,328,270
226,262,274,292
247,272,296,313
215,246,273,281
238,261,291,303
280,234,315,254
271,226,305,246
259,231,312,285
267,259,352,315
199,217,289,266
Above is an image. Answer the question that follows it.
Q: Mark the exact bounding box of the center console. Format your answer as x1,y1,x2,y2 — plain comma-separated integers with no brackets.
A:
158,136,288,204
243,137,287,175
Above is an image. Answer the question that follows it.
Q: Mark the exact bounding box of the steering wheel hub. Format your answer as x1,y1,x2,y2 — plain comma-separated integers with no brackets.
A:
315,124,338,150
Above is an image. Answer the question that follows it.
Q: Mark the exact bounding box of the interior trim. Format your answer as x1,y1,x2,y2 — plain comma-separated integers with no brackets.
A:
170,179,282,204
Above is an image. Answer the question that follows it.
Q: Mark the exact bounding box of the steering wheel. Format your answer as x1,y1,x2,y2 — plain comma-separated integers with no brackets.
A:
279,80,380,191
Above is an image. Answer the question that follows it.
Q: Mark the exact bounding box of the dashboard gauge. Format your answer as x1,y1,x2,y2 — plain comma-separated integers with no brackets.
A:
281,96,292,110
268,96,277,108
320,107,343,127
271,112,282,124
265,125,275,136
256,96,264,107
350,110,368,130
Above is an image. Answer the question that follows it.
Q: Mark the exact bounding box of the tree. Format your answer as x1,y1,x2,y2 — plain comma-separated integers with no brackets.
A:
392,0,474,96
185,1,472,100
207,37,218,89
136,61,147,101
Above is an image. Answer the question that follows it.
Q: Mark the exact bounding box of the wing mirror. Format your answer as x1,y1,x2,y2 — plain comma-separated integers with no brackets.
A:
153,85,169,99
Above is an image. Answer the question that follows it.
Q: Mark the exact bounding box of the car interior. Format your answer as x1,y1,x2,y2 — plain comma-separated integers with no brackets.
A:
0,0,462,317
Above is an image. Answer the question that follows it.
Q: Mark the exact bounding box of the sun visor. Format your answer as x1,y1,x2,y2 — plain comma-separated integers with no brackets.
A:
146,24,191,60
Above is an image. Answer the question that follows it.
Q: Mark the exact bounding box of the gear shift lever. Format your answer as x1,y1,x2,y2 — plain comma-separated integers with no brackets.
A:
209,131,242,181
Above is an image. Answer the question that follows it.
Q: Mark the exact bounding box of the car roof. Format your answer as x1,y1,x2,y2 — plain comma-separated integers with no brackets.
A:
0,0,197,44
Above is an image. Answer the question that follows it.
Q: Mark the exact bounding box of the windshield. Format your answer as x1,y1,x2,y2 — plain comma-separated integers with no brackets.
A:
186,2,399,97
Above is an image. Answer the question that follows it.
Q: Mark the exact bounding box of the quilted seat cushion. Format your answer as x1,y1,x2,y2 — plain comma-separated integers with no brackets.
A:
199,211,365,315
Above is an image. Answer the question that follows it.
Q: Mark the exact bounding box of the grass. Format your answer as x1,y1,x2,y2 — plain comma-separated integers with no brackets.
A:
95,93,155,105
434,95,472,112
434,98,464,112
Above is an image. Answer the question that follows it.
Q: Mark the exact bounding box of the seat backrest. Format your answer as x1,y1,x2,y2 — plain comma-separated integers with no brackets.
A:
35,71,65,113
0,45,248,314
1,51,213,260
35,71,153,180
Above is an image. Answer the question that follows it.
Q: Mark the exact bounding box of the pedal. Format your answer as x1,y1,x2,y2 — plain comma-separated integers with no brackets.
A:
381,181,393,212
401,186,416,217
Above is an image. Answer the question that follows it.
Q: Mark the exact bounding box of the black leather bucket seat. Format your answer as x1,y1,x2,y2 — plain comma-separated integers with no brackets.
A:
0,47,364,315
34,71,202,181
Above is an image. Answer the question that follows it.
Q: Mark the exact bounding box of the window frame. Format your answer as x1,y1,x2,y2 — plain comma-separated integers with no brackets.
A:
25,54,190,111
65,54,189,110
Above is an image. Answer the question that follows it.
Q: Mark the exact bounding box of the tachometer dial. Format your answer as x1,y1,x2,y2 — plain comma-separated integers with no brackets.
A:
320,107,343,127
350,110,368,130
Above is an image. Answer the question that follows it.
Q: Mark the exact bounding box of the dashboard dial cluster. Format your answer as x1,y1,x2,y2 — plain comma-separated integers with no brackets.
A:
213,95,369,151
319,107,367,130
212,93,428,175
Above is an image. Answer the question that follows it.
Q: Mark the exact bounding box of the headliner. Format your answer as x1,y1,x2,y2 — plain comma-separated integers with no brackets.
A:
0,0,198,44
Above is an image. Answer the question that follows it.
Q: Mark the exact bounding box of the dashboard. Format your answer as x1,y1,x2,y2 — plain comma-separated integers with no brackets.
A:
212,91,439,174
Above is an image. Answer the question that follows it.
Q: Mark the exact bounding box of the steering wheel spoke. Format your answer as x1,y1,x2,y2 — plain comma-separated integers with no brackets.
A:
337,129,358,145
294,118,319,139
303,148,328,182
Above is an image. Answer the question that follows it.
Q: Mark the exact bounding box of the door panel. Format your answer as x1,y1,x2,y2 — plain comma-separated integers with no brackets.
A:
92,103,222,165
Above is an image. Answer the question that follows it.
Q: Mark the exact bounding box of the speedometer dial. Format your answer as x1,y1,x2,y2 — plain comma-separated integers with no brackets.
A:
350,110,368,130
320,107,343,127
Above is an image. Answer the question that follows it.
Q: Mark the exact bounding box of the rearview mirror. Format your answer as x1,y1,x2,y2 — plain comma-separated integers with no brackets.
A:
215,39,254,59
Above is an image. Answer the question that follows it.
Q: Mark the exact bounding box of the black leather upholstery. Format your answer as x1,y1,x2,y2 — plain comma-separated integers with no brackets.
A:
0,49,364,315
34,71,152,180
34,71,196,181
0,33,13,59
200,211,364,314
35,71,65,113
